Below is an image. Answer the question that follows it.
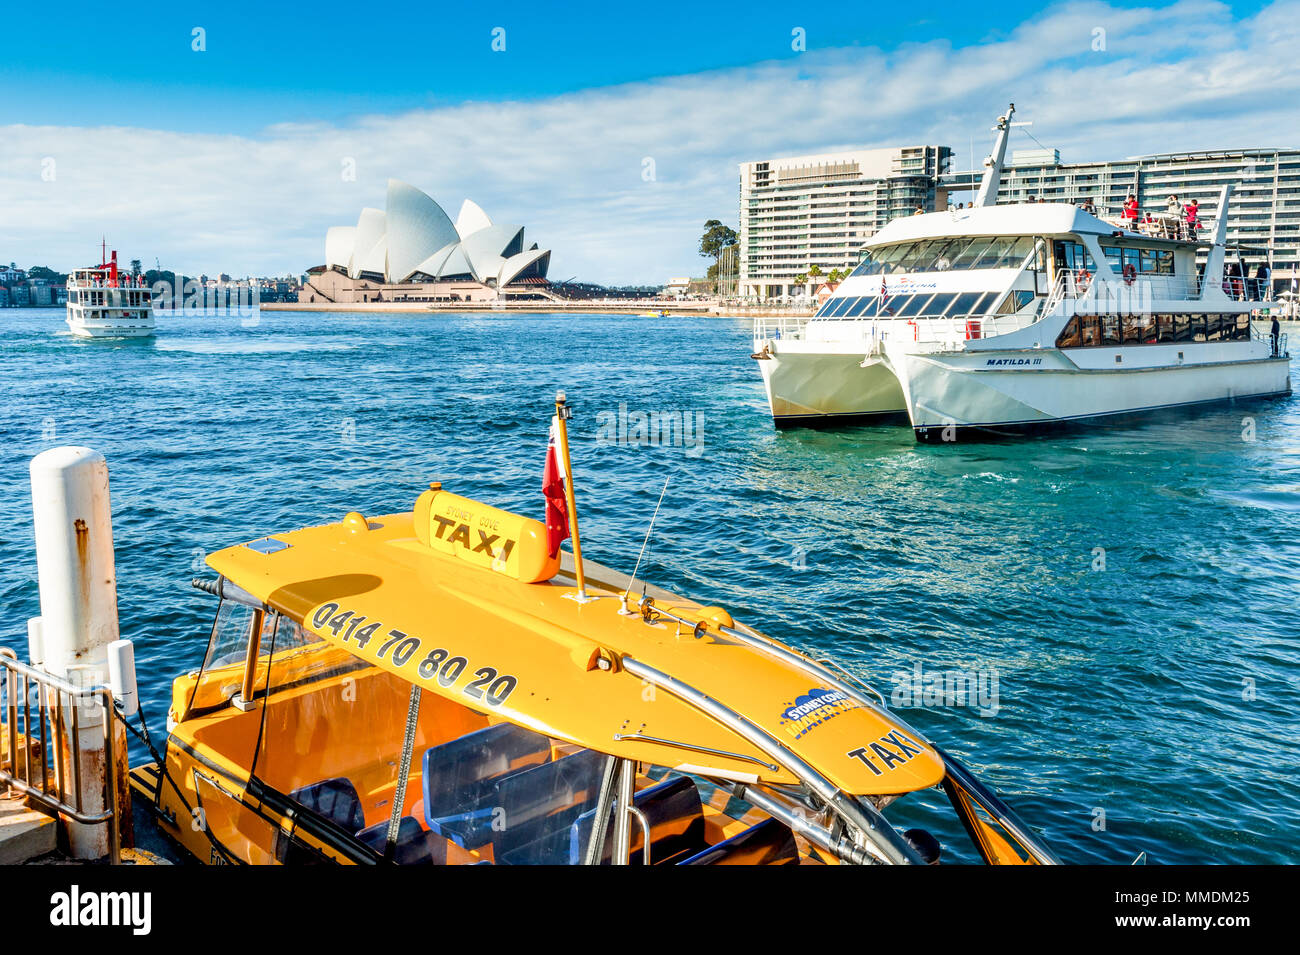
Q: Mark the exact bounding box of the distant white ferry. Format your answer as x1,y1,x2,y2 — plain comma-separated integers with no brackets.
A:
66,246,155,339
752,105,1292,439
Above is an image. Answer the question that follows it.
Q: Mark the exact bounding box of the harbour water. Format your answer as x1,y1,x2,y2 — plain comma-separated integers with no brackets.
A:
1,307,1297,864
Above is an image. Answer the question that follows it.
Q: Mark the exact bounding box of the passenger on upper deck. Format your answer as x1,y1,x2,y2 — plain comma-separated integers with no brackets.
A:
1080,197,1097,215
1254,264,1270,301
1122,194,1139,227
1184,198,1200,236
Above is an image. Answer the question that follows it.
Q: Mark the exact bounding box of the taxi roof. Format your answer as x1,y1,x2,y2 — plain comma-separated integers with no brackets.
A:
205,493,945,799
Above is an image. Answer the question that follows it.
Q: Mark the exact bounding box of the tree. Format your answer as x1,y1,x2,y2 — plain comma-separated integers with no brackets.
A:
129,259,142,277
808,264,823,287
699,219,737,293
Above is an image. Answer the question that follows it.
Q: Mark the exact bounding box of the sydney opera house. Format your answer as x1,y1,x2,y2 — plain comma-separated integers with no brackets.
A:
302,179,552,305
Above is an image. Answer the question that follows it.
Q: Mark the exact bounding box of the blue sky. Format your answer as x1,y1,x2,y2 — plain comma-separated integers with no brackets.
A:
1,0,1295,281
9,0,1266,128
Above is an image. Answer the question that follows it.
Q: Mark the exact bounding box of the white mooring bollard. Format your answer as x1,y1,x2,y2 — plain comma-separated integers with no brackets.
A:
29,446,132,859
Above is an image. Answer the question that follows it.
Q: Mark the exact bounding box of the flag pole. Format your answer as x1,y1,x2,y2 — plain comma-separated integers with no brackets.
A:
554,390,587,599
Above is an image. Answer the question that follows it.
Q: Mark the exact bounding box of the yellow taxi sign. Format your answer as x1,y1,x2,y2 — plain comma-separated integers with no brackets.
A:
413,486,559,583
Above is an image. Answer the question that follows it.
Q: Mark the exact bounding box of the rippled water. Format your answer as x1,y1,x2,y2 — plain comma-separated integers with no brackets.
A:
1,307,1297,864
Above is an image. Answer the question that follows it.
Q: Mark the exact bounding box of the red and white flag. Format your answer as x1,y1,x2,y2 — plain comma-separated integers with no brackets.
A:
543,416,570,558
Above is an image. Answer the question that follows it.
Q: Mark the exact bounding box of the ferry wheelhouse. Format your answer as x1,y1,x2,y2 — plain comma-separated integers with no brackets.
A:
129,423,1059,865
752,106,1291,439
66,247,154,339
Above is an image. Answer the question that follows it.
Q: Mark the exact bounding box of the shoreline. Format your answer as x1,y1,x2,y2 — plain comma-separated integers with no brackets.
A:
257,301,816,318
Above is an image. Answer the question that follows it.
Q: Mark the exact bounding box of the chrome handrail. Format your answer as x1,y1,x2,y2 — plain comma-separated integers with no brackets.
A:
1,648,120,864
620,654,922,864
611,731,780,772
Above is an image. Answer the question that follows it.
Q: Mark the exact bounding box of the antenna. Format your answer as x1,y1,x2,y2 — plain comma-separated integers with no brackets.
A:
620,474,671,614
972,103,1016,209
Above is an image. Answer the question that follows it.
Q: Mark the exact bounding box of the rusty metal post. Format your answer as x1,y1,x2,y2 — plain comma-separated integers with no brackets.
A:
29,447,132,858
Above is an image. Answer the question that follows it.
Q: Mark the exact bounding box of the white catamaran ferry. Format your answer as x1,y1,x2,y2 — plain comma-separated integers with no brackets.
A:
66,246,155,339
752,105,1292,439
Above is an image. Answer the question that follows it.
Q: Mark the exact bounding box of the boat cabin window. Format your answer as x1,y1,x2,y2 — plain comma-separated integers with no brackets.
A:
817,290,1002,320
187,600,275,715
849,237,1037,277
241,619,619,865
1056,313,1251,347
1100,245,1174,275
1053,240,1095,273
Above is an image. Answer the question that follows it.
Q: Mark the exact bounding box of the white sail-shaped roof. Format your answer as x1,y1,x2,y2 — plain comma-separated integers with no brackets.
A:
455,199,493,239
385,179,459,282
498,247,551,286
350,207,387,277
355,234,387,277
321,181,549,285
325,226,357,271
461,224,525,280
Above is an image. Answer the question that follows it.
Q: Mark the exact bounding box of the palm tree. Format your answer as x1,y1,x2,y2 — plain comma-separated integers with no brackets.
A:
806,264,824,294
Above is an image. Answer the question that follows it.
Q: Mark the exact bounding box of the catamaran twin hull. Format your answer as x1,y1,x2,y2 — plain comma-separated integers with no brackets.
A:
752,106,1294,441
758,338,1291,440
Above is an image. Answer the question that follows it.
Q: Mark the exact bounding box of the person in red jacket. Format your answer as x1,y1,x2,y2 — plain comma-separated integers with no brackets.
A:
1122,194,1139,228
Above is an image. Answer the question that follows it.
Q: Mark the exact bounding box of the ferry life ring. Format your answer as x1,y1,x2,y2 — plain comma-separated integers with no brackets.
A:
1122,263,1137,286
1076,268,1092,291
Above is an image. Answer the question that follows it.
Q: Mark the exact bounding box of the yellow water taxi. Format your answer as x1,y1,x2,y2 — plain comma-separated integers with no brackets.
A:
129,397,1059,865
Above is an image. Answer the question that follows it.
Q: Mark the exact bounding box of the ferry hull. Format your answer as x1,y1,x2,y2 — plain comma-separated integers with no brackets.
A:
757,345,907,427
66,315,155,339
893,344,1292,440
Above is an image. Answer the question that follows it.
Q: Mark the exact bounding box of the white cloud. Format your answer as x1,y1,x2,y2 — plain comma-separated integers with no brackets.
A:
2,0,1298,283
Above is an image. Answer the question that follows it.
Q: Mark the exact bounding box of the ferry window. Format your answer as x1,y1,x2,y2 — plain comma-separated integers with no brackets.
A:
940,237,979,269
1139,249,1173,274
994,237,1035,268
974,238,1012,269
826,296,855,318
1234,313,1251,340
1126,314,1153,343
1206,313,1228,341
1102,246,1122,270
1192,314,1209,341
840,296,867,317
922,293,958,316
1054,241,1095,273
1101,314,1121,346
1172,314,1191,341
1056,316,1082,348
994,290,1035,314
1080,314,1100,346
947,292,985,317
855,296,878,317
893,294,932,317
949,238,991,269
924,239,962,270
1156,315,1175,342
888,242,924,272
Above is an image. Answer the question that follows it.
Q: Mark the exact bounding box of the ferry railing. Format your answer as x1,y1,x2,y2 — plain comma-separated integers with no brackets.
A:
1091,207,1215,241
909,313,1038,345
752,312,814,343
0,648,120,865
1255,324,1290,357
1044,270,1270,308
